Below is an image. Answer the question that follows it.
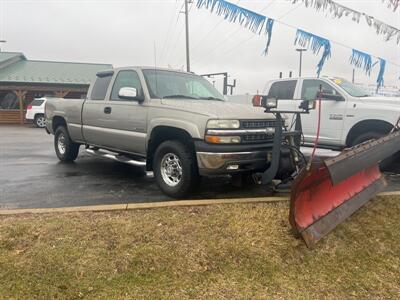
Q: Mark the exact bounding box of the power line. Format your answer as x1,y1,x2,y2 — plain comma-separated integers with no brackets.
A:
194,0,300,69
208,2,303,61
192,0,277,67
163,1,186,65
159,1,182,65
277,2,302,20
190,0,241,52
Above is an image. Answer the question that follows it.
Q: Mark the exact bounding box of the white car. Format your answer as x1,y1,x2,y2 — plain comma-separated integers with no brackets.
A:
26,98,47,128
263,77,400,149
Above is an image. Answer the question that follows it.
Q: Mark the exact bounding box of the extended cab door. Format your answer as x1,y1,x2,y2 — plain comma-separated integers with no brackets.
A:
82,71,114,146
300,79,347,146
101,69,148,156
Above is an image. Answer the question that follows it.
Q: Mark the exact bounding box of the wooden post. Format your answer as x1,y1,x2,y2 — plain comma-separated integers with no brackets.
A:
54,90,70,98
14,90,27,125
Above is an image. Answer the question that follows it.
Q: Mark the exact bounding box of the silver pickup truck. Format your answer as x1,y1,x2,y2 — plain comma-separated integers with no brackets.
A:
45,67,287,198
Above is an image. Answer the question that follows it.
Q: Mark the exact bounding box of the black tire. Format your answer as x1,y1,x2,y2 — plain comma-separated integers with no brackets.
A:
54,126,80,162
153,140,199,198
351,131,393,170
34,114,46,128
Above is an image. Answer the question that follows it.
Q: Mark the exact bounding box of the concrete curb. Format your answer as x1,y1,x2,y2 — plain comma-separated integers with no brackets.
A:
0,196,289,215
1,191,398,216
377,191,400,196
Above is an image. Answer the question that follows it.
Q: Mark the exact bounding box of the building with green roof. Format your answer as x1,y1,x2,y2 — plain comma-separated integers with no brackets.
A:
0,51,112,124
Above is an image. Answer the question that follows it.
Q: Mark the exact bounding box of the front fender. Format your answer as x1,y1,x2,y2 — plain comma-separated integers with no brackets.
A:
147,118,203,140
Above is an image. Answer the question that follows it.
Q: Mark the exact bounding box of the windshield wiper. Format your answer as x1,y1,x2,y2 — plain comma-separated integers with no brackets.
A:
198,96,224,101
162,95,198,99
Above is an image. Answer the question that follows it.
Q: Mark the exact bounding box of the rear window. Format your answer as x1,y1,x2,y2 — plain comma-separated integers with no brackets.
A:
268,80,297,100
90,74,113,100
31,100,45,106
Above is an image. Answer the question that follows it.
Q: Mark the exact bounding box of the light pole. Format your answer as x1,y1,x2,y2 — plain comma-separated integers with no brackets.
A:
184,0,191,72
0,40,6,52
296,48,307,77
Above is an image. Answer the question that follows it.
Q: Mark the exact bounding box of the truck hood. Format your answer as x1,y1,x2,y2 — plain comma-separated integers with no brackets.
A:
360,96,400,107
160,99,274,119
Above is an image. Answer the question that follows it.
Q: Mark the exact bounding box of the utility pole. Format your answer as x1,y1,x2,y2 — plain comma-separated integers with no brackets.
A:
184,0,191,72
296,48,307,77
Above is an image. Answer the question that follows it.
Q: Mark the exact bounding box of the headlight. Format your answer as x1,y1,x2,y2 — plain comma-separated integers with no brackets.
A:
206,119,240,129
266,97,278,108
205,135,241,144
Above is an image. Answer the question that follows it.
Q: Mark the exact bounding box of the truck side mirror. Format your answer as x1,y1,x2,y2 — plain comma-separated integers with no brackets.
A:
252,95,278,108
299,100,316,111
119,87,139,100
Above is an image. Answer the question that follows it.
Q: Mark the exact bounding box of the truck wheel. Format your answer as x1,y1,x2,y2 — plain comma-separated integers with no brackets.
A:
54,126,80,162
351,132,393,170
153,140,199,198
350,132,383,147
34,114,46,128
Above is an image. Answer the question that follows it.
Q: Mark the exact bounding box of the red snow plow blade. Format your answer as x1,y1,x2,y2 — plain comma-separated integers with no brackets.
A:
290,130,400,248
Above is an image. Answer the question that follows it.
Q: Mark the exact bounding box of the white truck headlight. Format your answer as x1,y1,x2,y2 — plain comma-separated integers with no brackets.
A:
206,119,240,129
266,98,278,108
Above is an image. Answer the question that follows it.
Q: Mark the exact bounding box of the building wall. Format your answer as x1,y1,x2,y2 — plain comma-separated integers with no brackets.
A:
0,85,88,124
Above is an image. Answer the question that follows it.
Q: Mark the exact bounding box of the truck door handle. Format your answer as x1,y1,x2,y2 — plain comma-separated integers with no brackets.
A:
104,107,112,114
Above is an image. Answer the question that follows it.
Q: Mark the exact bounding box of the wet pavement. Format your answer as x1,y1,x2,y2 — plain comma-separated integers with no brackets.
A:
1,125,399,209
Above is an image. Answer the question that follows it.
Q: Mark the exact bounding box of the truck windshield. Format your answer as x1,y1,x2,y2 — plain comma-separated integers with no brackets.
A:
143,69,224,100
329,77,370,97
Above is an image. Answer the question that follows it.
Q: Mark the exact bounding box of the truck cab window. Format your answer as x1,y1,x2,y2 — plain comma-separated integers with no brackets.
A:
111,70,143,101
268,80,297,100
301,79,341,101
90,74,112,100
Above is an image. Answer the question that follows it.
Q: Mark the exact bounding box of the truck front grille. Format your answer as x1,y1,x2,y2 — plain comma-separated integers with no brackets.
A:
242,133,273,143
240,120,275,144
241,120,276,129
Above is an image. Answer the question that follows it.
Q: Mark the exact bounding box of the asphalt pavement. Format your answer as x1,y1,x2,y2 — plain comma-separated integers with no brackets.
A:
1,125,399,209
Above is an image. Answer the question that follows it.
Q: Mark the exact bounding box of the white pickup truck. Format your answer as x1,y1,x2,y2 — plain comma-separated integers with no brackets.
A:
264,77,400,149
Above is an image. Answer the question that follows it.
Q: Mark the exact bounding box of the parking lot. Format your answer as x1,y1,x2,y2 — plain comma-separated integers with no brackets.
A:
1,125,399,209
0,125,276,209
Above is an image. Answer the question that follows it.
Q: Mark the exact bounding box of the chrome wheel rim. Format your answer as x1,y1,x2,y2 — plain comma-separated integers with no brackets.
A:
37,116,46,128
57,133,66,155
160,153,182,187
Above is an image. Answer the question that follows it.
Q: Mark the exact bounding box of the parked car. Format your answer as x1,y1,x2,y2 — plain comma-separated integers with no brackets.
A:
26,98,47,128
264,77,400,149
45,67,298,198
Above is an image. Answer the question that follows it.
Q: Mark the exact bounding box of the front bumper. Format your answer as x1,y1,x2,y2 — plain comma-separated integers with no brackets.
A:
194,141,272,175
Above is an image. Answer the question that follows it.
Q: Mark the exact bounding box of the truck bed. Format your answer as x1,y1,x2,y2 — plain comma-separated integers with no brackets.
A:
45,97,85,140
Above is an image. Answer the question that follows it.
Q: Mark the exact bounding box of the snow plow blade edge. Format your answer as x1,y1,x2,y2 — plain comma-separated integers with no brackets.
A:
289,130,400,248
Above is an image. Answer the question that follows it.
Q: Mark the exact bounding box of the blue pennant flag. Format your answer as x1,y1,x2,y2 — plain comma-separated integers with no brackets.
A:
263,19,275,55
197,0,266,33
376,58,386,90
350,49,372,75
294,29,331,77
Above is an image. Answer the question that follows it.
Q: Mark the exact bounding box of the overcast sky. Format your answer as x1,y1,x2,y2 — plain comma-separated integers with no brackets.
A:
0,0,399,94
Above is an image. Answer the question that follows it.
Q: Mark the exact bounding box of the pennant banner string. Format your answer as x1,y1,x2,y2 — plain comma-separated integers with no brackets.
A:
196,0,398,88
196,0,400,68
288,0,400,44
382,0,400,12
